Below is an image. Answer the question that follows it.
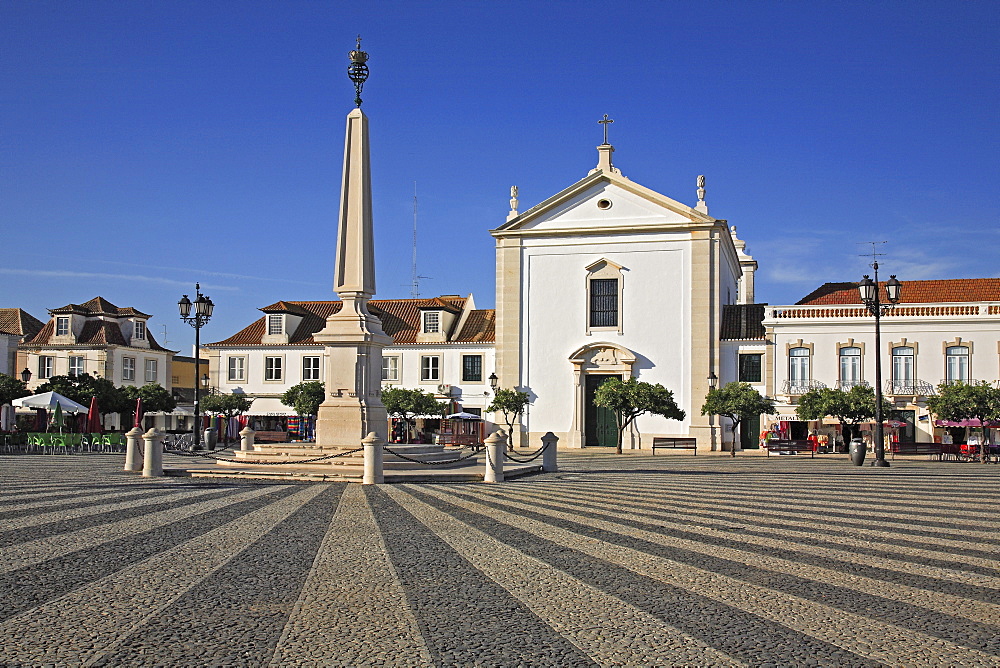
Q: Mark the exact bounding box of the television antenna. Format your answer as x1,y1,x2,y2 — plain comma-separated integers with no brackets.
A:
408,182,431,297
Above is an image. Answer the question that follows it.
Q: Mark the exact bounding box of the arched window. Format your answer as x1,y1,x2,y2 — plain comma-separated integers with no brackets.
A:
788,347,810,393
946,346,969,384
892,346,914,393
839,346,861,389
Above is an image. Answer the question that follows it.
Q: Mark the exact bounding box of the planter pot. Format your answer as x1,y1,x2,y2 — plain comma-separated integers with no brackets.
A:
849,438,867,466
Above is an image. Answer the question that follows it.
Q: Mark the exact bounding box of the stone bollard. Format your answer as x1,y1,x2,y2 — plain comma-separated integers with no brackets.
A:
362,432,384,485
141,428,164,477
124,426,144,472
541,431,559,472
239,426,255,452
484,429,507,483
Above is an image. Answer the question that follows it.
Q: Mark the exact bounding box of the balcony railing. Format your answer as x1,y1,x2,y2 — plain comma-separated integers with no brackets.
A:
938,378,984,387
885,379,935,397
781,379,827,395
836,380,870,391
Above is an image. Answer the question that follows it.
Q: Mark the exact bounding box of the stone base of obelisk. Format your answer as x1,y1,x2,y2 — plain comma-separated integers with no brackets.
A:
313,302,393,448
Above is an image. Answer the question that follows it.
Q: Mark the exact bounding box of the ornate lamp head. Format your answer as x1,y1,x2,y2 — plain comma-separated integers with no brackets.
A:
348,35,369,107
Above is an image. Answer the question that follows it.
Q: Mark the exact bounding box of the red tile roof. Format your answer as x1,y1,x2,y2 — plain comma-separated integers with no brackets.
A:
797,278,1000,306
0,308,45,340
208,297,494,347
49,296,150,318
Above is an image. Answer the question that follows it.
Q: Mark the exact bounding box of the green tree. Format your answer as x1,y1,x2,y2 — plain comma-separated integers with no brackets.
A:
382,387,446,443
36,373,128,414
121,383,177,415
280,381,325,417
926,381,1000,463
0,373,30,406
701,382,776,457
795,385,891,446
594,377,686,454
486,388,530,451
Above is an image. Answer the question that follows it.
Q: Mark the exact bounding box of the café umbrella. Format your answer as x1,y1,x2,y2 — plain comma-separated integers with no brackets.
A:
133,397,144,429
86,396,102,434
51,402,64,434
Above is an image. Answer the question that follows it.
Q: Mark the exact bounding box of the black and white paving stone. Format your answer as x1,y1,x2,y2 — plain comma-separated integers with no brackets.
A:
1,451,999,666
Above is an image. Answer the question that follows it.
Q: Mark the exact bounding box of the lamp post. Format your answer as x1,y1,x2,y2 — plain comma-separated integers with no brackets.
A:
20,368,31,384
488,372,499,394
707,371,719,451
178,284,214,450
858,267,901,467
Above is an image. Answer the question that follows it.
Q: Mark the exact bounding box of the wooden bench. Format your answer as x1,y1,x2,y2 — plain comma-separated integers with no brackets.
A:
765,440,815,457
890,442,944,460
652,437,698,455
254,430,288,443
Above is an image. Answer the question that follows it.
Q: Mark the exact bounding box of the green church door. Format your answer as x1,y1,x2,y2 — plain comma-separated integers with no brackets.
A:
585,374,620,447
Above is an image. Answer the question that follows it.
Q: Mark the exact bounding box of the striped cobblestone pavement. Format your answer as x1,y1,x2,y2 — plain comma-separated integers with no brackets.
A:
1,452,998,666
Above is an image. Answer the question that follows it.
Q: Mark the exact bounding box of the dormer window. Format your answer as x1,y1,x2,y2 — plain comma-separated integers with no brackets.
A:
422,311,440,334
133,320,146,340
268,314,284,336
56,317,70,336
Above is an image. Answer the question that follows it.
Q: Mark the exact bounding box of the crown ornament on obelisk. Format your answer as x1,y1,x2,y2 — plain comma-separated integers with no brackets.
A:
348,35,369,107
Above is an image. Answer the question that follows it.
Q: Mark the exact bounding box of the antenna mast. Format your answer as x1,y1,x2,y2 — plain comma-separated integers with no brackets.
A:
411,182,419,297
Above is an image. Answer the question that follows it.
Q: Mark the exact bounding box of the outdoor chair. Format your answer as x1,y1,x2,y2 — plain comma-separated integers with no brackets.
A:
104,433,125,452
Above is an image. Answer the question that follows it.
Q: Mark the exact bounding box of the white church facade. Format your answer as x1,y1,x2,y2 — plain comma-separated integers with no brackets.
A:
492,143,756,449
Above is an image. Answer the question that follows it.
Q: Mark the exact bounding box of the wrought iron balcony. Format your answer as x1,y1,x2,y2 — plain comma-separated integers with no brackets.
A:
781,379,827,395
885,379,935,397
836,380,870,391
938,378,979,387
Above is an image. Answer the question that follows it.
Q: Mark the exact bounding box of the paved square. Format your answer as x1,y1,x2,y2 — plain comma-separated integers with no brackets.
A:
2,451,999,666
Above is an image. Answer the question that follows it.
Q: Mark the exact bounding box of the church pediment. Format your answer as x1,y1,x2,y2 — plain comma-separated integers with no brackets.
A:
493,171,715,237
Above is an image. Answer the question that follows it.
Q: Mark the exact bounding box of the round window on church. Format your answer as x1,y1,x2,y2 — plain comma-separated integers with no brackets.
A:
597,199,612,210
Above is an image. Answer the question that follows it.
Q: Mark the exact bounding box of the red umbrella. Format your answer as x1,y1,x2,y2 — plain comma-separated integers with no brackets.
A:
86,396,102,434
133,397,144,429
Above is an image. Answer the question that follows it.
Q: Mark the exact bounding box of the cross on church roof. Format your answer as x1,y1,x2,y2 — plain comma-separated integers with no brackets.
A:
599,114,613,145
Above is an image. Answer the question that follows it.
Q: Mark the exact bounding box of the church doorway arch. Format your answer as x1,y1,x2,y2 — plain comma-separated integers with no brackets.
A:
567,343,636,448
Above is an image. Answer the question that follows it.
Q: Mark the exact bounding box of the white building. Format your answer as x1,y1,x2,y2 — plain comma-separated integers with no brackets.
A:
492,143,755,449
763,278,1000,444
203,295,496,433
0,309,44,377
18,297,176,391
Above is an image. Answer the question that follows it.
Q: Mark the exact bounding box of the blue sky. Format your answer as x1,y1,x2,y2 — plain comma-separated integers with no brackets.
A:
3,1,998,348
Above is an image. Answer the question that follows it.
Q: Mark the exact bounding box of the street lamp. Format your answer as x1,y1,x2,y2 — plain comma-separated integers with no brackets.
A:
707,372,719,452
179,283,214,450
488,372,499,393
858,266,902,467
20,368,31,384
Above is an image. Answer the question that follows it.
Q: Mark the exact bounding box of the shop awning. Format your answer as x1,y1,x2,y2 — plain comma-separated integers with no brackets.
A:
935,419,1000,427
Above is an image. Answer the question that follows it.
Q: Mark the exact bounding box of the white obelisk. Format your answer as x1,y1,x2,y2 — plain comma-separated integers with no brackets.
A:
314,40,392,446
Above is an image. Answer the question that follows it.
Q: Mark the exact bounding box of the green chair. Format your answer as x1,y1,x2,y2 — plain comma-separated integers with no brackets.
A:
105,433,125,452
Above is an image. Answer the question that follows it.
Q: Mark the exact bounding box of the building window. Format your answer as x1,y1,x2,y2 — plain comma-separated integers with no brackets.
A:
420,355,440,382
839,347,862,389
133,320,146,340
788,347,810,393
123,357,136,381
69,356,85,377
228,357,246,382
946,346,969,384
589,278,619,328
382,356,399,382
39,356,54,379
422,311,440,334
738,354,762,383
892,346,914,392
303,356,321,381
144,359,157,383
462,354,483,382
267,314,283,335
56,317,70,336
265,356,283,381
